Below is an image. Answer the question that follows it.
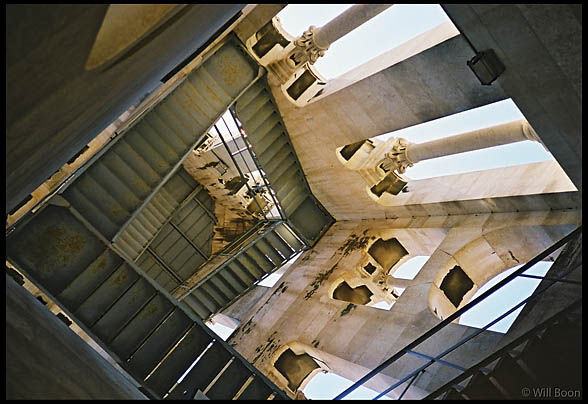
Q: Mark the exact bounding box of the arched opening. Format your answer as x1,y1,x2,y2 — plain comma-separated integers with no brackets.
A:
439,265,475,308
336,99,576,206
332,280,373,305
375,99,551,180
269,343,329,398
458,261,553,333
328,236,415,311
428,224,573,323
275,4,454,80
270,342,412,399
367,237,409,272
391,255,429,280
274,348,321,392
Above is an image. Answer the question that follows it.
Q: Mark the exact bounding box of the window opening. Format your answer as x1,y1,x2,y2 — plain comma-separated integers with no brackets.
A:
458,261,553,333
367,237,409,272
276,4,453,79
332,280,373,305
375,99,557,180
392,256,429,280
439,265,474,308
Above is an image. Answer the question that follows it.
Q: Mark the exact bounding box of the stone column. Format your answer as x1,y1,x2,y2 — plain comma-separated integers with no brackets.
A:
382,119,541,174
271,4,393,82
313,4,394,50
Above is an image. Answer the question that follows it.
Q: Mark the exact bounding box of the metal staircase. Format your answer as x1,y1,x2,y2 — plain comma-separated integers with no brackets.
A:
115,168,214,271
60,36,261,244
427,301,582,400
6,36,290,400
180,220,305,320
235,77,334,247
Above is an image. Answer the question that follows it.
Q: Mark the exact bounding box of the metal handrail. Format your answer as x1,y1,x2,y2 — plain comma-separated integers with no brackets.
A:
423,297,583,400
178,219,284,300
371,260,582,400
214,124,267,220
228,106,288,221
334,225,582,400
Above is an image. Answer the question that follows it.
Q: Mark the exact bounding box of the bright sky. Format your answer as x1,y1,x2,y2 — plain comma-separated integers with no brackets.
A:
276,4,451,79
458,261,553,333
274,4,560,183
378,98,554,180
304,371,393,400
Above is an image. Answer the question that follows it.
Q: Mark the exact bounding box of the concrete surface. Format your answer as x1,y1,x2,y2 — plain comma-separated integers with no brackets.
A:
6,4,245,215
6,274,147,400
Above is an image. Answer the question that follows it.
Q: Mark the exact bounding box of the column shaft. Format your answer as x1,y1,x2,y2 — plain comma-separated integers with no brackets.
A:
313,4,394,49
405,119,537,164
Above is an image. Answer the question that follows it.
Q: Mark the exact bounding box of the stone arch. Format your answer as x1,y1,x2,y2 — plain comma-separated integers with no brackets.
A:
331,278,374,305
428,224,573,322
269,342,329,397
367,237,410,273
328,236,412,308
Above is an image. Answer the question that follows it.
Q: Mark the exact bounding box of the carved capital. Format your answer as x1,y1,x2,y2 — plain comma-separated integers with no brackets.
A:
290,26,329,67
379,137,413,174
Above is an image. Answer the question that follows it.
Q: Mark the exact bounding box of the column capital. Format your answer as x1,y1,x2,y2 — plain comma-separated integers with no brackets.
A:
291,25,330,67
379,137,414,174
267,25,328,85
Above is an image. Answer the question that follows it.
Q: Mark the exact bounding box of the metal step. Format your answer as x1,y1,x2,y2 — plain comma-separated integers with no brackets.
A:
431,303,582,400
7,205,287,400
166,341,232,399
62,37,259,242
235,78,333,246
180,222,305,320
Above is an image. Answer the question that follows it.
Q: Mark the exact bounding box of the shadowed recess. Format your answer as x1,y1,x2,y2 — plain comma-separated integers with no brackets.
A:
339,140,369,161
368,238,409,272
332,280,373,305
274,348,320,392
369,172,408,197
440,265,474,308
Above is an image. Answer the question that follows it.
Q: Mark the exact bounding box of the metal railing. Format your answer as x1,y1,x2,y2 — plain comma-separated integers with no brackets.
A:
423,297,582,400
211,107,287,222
334,225,582,400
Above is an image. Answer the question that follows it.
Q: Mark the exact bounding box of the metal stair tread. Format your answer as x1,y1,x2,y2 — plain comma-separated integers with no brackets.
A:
126,310,194,380
111,138,163,186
